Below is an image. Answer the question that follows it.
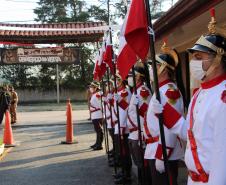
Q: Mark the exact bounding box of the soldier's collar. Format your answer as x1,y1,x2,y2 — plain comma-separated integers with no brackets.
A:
159,79,173,88
136,82,143,89
201,73,226,89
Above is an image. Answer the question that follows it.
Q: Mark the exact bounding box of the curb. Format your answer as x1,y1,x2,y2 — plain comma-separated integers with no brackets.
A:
11,120,92,129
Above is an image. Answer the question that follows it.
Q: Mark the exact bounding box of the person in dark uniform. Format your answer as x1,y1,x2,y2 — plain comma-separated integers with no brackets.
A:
0,85,11,124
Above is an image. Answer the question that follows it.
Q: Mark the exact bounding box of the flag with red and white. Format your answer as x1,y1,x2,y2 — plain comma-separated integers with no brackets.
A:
124,0,149,61
93,41,107,81
103,33,114,74
116,8,137,80
93,53,100,81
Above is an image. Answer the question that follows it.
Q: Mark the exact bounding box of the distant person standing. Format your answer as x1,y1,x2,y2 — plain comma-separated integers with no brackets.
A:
89,81,103,151
0,85,10,124
9,86,18,124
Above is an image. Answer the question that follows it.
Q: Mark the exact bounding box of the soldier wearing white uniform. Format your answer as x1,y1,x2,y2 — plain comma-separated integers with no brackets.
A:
89,81,103,151
150,11,226,185
104,81,114,143
127,64,152,184
145,43,185,185
113,74,132,184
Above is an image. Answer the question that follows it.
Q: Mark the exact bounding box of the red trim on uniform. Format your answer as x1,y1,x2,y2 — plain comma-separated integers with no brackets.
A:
118,99,129,110
136,82,143,89
165,89,180,100
162,103,182,129
128,115,138,132
143,115,159,144
139,103,148,117
121,90,129,98
221,90,226,103
201,73,226,89
155,144,173,160
187,89,209,183
159,79,173,88
117,86,125,92
109,98,114,106
192,88,200,96
140,87,150,98
188,170,209,183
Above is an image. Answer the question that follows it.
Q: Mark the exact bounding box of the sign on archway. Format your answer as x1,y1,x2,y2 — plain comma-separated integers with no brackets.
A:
0,47,80,65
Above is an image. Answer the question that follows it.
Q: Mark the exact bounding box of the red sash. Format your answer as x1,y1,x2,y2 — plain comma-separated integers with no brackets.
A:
143,115,159,144
128,115,138,133
90,104,101,113
188,89,209,183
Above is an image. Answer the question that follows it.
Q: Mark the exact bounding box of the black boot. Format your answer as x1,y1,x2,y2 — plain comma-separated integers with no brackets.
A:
92,146,103,150
93,131,103,151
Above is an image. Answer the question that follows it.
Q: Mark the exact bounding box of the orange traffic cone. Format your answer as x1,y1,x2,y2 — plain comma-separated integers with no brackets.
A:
61,99,77,144
3,110,16,147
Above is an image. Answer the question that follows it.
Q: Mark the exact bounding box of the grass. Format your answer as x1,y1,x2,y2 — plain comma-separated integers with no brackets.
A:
17,102,89,112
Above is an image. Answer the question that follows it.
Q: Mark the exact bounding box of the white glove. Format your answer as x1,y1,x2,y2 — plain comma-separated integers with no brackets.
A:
155,159,165,173
99,91,103,96
102,96,106,102
107,93,113,101
150,98,163,114
133,95,140,105
114,93,120,102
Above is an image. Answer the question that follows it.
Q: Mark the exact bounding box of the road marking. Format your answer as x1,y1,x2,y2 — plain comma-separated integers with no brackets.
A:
0,148,12,161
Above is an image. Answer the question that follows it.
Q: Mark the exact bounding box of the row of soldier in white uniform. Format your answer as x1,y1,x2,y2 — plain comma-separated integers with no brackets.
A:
88,20,226,185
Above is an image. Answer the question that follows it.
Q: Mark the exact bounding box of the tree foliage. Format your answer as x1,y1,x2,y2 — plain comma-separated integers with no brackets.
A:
0,0,172,90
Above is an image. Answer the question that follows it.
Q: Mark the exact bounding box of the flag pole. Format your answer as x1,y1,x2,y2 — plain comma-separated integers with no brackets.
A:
100,81,108,155
108,0,125,182
131,66,145,185
107,0,125,178
106,69,118,175
101,79,110,159
144,0,170,184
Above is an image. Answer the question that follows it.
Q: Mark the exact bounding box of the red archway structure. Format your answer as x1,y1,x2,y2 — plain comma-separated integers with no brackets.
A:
0,21,106,44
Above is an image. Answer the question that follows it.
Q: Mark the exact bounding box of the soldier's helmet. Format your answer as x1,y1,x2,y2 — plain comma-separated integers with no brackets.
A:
155,41,179,72
188,8,226,56
134,61,145,77
89,81,100,89
188,34,226,55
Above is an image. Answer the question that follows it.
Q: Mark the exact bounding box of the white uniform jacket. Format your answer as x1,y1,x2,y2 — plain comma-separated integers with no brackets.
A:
158,74,226,185
127,82,151,140
104,94,113,129
90,91,103,120
114,86,132,135
144,80,184,160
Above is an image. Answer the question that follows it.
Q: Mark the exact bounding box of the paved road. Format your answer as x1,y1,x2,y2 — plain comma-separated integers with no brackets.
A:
0,120,115,185
0,109,187,185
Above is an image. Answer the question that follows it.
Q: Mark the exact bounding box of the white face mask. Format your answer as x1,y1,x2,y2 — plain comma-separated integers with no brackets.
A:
89,87,95,93
149,66,154,82
190,59,206,80
127,77,134,87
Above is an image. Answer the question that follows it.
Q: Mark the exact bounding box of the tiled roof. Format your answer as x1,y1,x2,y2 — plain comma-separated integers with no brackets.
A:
0,22,106,44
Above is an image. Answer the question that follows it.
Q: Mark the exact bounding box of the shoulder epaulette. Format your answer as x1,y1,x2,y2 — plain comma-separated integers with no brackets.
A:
165,84,180,100
121,90,128,98
140,87,150,98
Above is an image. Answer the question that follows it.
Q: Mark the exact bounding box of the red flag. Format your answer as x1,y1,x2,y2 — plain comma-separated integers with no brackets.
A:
93,46,107,81
103,34,114,74
116,10,137,80
125,0,149,60
98,43,107,80
93,54,100,81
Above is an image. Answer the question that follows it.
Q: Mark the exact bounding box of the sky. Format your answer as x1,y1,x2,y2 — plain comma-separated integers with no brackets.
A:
0,0,102,23
0,0,178,24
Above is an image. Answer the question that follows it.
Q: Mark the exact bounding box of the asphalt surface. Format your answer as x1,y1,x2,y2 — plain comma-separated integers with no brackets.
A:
0,108,187,185
0,120,116,185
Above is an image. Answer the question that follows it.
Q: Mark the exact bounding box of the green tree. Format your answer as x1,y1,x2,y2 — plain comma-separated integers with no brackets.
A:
34,0,110,90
